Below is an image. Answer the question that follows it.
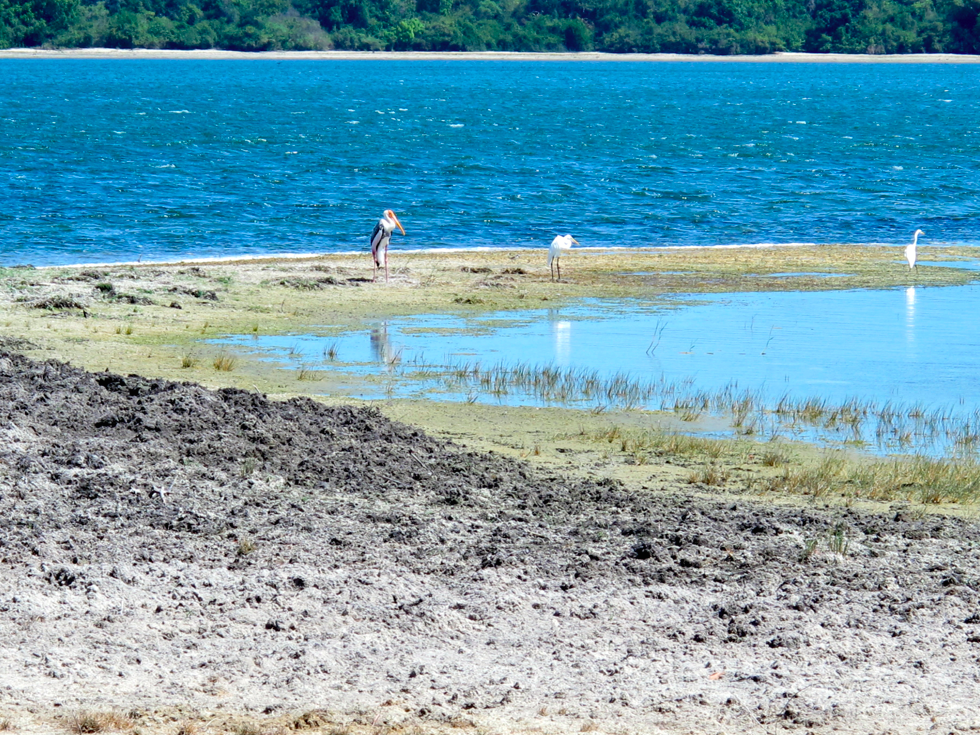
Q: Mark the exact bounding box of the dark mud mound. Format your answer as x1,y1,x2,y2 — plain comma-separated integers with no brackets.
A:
0,351,632,572
2,351,980,733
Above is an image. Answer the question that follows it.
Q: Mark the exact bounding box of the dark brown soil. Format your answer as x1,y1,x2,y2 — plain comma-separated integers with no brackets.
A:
2,350,980,734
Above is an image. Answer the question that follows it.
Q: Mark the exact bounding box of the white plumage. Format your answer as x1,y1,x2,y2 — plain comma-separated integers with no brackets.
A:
547,234,579,282
905,229,924,270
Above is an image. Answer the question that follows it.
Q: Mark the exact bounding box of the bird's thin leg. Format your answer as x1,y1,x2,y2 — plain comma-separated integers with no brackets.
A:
556,261,561,282
384,249,389,283
550,262,555,282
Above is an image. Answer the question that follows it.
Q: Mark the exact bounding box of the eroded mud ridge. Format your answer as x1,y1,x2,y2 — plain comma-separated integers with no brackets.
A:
1,350,980,734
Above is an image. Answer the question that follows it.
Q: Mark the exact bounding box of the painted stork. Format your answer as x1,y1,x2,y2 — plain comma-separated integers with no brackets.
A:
371,209,405,283
548,234,579,282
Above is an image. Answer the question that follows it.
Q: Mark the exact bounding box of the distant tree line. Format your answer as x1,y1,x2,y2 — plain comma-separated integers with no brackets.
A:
2,0,979,53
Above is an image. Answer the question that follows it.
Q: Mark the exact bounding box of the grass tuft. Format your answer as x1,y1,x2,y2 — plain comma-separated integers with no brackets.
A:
236,537,256,557
761,446,789,467
827,523,850,556
213,353,237,372
799,537,819,562
688,463,729,486
66,710,132,734
297,366,321,381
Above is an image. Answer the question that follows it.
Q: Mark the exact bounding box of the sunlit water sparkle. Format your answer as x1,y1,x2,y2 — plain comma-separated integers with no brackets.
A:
3,59,980,266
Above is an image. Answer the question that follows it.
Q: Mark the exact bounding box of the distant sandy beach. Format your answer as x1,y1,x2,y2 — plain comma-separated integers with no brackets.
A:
3,47,980,62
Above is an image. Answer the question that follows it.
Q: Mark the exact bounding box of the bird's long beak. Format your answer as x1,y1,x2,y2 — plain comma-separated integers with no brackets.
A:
391,211,406,235
571,238,580,246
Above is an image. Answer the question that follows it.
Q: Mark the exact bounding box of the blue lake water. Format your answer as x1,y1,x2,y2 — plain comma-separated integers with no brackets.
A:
2,59,980,266
8,59,980,451
216,283,980,453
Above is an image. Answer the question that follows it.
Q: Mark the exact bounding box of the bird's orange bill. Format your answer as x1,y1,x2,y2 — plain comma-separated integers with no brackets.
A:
389,211,406,235
571,237,580,245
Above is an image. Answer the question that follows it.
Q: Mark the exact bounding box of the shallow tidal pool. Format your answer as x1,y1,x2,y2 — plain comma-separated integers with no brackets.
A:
214,283,980,455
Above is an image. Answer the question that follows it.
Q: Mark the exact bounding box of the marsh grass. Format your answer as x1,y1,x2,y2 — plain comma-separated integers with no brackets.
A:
761,453,980,505
181,354,199,369
594,427,740,461
579,424,980,505
387,358,980,458
764,455,847,498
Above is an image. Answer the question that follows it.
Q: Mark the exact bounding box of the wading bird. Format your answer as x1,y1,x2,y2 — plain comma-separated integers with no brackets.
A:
905,229,924,270
548,234,579,282
371,209,405,283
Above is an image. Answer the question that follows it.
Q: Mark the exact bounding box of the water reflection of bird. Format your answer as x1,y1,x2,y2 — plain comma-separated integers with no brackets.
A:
371,322,391,363
370,209,405,283
552,319,572,365
906,287,916,348
370,321,401,368
905,229,924,270
548,235,579,282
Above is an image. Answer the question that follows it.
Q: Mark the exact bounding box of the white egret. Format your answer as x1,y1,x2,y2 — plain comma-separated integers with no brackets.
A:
905,229,924,270
370,209,405,283
548,234,579,282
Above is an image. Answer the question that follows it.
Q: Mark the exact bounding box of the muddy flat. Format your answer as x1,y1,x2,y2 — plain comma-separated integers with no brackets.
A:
2,348,980,734
3,249,980,734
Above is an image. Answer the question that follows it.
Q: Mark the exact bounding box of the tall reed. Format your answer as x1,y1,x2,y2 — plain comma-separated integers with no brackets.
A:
387,356,980,458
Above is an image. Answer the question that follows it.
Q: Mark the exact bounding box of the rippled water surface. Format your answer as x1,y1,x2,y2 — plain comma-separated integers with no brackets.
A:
223,284,978,406
214,283,980,453
3,59,980,265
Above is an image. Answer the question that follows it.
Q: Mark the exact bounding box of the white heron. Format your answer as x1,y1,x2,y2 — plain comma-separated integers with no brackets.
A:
548,234,579,282
370,209,405,283
905,229,924,270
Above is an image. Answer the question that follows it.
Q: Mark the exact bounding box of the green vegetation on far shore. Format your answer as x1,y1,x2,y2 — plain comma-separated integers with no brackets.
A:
3,0,980,55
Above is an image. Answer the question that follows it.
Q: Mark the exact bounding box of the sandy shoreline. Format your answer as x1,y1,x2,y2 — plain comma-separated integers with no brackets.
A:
34,243,835,272
3,47,980,62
